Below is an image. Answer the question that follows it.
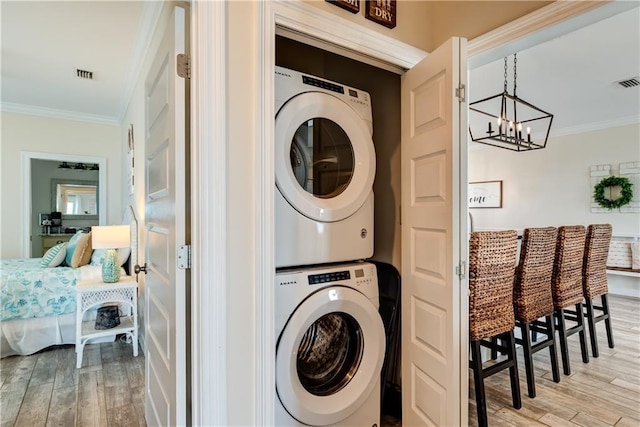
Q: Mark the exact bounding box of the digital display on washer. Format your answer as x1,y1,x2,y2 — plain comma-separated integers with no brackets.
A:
302,76,345,94
348,89,358,98
308,270,350,285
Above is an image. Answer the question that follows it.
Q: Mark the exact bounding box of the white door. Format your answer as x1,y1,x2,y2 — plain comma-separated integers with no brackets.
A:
401,37,468,426
144,5,188,426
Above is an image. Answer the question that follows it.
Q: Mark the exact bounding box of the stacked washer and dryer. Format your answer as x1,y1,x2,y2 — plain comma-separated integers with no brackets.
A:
274,66,386,427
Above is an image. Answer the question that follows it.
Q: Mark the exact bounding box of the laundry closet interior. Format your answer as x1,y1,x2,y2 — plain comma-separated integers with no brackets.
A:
274,33,405,425
276,34,403,270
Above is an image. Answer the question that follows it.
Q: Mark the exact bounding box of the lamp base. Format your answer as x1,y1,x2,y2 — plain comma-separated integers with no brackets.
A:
102,249,121,283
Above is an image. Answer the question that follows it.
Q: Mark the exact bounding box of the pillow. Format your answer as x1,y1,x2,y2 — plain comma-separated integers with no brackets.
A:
41,242,67,268
631,242,640,270
90,247,131,267
65,231,93,268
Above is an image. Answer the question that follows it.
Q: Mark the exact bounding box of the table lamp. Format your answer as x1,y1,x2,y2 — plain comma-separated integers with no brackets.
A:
91,225,131,283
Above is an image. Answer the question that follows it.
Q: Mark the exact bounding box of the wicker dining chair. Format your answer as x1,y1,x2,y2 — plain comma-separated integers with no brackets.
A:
513,227,561,398
583,223,615,357
551,225,589,375
469,230,521,427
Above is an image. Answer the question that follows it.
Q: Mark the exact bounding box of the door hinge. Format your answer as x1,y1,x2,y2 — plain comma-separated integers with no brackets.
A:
456,83,466,103
177,245,191,269
456,260,466,279
177,53,191,79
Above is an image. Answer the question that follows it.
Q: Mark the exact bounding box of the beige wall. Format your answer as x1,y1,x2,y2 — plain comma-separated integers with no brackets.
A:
0,112,121,258
304,0,552,52
304,0,434,52
428,1,553,50
468,124,640,235
118,0,174,351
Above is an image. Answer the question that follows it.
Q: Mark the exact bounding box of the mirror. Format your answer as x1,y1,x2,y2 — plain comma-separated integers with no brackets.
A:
52,180,98,215
26,155,106,258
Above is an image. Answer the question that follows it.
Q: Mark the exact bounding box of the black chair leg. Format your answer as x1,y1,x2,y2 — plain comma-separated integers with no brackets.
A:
555,308,571,375
602,294,615,349
470,340,488,427
490,336,498,360
519,322,536,398
585,298,599,357
576,302,590,363
506,331,522,409
546,314,560,383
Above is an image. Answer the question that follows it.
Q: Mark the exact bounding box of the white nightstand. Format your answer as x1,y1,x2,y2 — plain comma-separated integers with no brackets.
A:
75,277,139,368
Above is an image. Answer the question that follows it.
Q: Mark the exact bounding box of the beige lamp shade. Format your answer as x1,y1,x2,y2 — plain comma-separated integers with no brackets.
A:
91,225,131,249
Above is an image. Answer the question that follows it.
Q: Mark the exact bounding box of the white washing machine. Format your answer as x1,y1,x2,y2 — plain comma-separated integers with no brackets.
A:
275,66,376,268
275,262,385,427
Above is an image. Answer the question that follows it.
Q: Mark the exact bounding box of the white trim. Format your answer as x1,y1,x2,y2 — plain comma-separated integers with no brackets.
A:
551,115,640,138
1,102,119,126
272,1,427,70
190,1,227,426
468,0,638,68
257,2,276,425
21,151,107,258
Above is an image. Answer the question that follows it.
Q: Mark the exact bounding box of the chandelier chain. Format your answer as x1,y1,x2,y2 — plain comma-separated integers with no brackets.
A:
513,53,518,97
503,57,508,93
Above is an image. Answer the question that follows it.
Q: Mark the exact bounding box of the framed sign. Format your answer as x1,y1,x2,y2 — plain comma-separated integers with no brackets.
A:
364,0,396,29
325,0,360,14
469,181,502,208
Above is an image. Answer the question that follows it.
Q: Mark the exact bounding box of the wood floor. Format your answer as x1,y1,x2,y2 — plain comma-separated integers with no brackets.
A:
0,337,144,427
1,295,637,427
468,294,640,427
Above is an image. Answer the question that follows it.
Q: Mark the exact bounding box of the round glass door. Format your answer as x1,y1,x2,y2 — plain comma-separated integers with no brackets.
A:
276,286,385,426
290,118,354,199
275,92,376,223
297,312,363,396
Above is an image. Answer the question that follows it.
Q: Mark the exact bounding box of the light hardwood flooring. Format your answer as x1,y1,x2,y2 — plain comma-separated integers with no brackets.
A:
0,337,144,427
2,296,637,427
468,294,640,427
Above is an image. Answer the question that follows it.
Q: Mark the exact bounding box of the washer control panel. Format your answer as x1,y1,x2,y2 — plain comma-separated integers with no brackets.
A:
308,270,351,285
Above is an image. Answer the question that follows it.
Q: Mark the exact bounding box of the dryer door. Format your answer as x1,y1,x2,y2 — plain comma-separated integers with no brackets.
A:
276,286,385,426
275,92,376,222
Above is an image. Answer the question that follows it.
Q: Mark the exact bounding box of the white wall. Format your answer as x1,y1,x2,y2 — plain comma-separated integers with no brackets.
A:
468,124,640,233
0,112,121,258
469,123,640,295
118,0,173,360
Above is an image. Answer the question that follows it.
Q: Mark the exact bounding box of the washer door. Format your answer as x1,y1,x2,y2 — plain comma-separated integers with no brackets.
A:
275,92,376,223
276,286,385,426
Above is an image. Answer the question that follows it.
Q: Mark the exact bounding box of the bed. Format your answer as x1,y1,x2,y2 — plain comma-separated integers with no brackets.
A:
0,205,138,357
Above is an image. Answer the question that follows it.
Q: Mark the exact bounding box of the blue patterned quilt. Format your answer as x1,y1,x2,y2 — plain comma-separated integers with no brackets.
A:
0,258,82,321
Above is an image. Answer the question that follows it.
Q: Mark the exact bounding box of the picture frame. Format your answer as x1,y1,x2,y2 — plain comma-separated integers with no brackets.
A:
325,0,360,14
364,0,396,29
469,180,503,208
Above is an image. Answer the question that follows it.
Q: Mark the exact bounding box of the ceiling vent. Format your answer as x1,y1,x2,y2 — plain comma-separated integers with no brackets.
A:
616,77,639,88
76,68,94,80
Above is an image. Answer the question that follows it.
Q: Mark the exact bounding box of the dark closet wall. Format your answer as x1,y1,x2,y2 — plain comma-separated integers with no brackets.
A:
276,36,402,268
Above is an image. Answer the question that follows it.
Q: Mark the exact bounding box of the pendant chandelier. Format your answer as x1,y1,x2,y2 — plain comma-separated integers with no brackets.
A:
469,53,553,151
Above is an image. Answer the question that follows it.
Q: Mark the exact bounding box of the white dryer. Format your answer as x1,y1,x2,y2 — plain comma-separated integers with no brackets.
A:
275,66,376,268
275,262,385,427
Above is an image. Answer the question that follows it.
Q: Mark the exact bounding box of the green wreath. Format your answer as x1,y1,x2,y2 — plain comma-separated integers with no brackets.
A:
593,176,634,209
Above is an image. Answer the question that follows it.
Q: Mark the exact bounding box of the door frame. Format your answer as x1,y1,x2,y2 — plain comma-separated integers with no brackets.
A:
20,151,107,258
190,0,633,425
189,1,228,426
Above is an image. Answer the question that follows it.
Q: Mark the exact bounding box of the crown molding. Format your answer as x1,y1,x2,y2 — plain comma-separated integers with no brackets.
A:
0,102,119,126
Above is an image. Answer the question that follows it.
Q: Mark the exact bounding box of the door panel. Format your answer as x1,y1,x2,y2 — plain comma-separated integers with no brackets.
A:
144,5,188,426
401,37,467,426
